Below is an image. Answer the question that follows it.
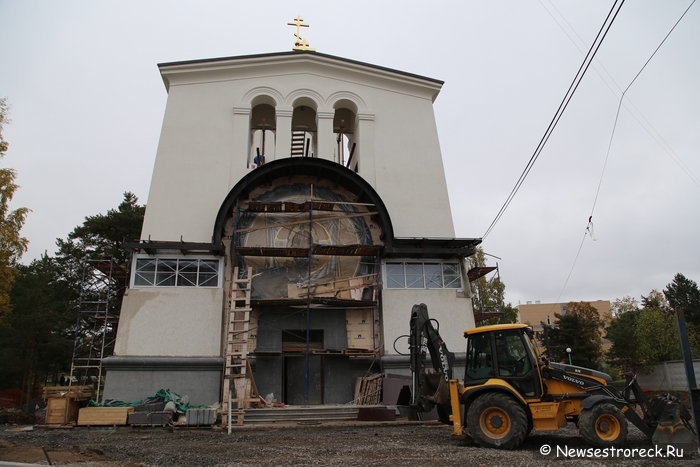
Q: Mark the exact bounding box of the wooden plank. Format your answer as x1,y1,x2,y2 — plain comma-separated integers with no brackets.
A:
46,398,81,424
77,407,134,426
42,385,93,400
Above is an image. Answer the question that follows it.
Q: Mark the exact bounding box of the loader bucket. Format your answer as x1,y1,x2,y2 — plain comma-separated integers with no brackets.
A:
650,395,697,453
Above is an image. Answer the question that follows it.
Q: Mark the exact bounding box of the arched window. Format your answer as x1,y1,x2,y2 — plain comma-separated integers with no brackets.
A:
249,103,276,167
291,99,317,157
333,100,357,172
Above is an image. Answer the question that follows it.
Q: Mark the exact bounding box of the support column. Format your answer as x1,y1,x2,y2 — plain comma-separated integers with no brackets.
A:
356,112,376,186
316,109,335,162
275,107,293,160
231,106,251,184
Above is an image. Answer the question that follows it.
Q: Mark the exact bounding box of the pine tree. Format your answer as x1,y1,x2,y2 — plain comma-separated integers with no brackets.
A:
0,97,28,318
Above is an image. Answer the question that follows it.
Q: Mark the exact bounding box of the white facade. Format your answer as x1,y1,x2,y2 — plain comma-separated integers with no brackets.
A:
141,52,454,244
107,51,479,406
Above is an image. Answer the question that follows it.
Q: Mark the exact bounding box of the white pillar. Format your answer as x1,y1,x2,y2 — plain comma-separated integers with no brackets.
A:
316,109,335,162
356,112,376,187
275,107,293,160
231,106,251,183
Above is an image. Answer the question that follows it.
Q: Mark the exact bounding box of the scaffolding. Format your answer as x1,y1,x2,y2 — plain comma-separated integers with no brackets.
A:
468,263,506,325
225,189,382,418
70,258,127,402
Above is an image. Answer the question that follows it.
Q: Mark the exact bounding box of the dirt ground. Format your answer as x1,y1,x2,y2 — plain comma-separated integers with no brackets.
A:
1,421,698,467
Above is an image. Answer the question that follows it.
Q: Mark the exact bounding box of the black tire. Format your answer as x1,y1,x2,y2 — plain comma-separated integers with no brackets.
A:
579,403,628,447
466,392,528,449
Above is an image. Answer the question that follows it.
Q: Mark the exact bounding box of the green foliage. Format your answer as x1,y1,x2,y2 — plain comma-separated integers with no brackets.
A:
0,256,73,391
468,247,516,325
546,302,604,370
635,307,681,365
0,193,145,395
0,97,29,318
664,273,700,327
605,281,700,370
54,192,145,296
605,303,640,371
56,191,145,266
610,296,639,318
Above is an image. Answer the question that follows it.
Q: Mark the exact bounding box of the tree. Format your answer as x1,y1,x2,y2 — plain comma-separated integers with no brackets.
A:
55,191,145,293
0,194,145,399
605,298,640,371
664,273,700,326
467,247,517,325
53,193,145,386
546,302,604,369
610,296,639,318
0,97,29,317
635,307,681,365
0,256,73,401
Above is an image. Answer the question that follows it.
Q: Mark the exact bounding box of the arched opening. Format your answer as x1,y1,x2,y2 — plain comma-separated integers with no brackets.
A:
250,102,276,167
333,103,357,168
214,158,394,406
291,98,318,158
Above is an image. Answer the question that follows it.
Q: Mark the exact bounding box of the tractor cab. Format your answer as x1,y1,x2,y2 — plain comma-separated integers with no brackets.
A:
464,324,543,399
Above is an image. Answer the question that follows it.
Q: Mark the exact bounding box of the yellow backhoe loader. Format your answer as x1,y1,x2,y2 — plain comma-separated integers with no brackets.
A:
409,303,696,450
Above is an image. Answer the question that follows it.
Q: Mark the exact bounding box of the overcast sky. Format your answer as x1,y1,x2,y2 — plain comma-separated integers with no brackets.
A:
1,0,698,307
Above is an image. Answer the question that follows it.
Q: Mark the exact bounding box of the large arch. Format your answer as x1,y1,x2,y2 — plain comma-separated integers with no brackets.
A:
212,157,394,247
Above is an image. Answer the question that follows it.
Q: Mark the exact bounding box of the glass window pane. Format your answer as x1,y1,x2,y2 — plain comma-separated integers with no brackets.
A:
385,263,405,288
198,260,219,287
405,263,424,289
156,259,177,286
424,263,442,288
134,259,156,286
177,260,198,287
442,263,461,289
466,333,493,381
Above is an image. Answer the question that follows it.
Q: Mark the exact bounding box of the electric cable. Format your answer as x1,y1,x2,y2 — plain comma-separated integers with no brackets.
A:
591,0,699,217
482,0,626,240
550,0,696,303
541,0,700,192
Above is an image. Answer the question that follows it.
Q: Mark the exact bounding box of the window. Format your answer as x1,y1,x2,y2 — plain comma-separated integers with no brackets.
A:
385,262,462,289
466,333,494,381
133,258,221,288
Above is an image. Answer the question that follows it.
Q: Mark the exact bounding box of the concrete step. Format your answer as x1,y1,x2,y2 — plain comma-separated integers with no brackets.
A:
238,405,362,425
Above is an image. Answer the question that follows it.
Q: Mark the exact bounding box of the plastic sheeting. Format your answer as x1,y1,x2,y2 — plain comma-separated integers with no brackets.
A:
90,388,207,413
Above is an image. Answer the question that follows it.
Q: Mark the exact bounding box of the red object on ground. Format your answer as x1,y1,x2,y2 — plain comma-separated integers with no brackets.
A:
0,388,24,408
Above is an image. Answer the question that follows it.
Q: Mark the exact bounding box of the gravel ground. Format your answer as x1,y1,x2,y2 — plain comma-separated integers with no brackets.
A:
1,421,698,467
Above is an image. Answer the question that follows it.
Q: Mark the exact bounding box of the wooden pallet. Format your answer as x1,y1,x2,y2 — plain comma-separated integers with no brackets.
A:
42,385,92,400
77,407,134,426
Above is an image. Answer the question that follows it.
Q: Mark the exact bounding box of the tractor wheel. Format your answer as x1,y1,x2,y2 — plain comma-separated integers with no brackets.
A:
579,403,628,447
466,392,528,449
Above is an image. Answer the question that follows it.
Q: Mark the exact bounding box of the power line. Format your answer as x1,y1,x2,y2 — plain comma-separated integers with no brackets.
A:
591,0,699,216
543,0,700,190
482,0,626,240
550,0,696,303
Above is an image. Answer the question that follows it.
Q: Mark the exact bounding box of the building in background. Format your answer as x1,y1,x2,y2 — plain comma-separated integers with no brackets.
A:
517,300,612,352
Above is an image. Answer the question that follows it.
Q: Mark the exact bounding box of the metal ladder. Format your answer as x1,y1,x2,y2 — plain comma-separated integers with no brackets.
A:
223,266,256,433
291,130,308,157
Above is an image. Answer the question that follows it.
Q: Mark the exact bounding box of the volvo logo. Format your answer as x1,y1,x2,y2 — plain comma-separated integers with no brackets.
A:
563,374,585,386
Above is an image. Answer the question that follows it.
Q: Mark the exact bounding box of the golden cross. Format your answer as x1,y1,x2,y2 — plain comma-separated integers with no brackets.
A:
287,15,315,51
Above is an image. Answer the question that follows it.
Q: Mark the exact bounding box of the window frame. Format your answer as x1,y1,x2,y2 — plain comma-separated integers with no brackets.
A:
131,255,223,288
383,261,463,290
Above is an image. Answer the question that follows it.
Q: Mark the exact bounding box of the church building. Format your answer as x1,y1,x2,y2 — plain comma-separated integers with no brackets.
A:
102,36,481,409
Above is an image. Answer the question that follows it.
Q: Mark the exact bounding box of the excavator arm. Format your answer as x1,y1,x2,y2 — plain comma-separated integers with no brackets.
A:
409,303,456,417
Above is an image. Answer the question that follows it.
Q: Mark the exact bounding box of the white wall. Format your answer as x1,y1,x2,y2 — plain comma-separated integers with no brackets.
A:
141,54,455,243
381,288,475,357
114,288,223,356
